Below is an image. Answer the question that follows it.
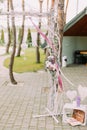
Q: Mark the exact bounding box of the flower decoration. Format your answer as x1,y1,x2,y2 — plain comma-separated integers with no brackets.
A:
46,55,57,72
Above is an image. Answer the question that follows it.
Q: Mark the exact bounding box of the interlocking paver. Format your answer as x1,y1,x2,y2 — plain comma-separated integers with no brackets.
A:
0,55,87,130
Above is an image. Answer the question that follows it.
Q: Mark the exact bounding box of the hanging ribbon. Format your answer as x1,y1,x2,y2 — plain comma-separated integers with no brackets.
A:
58,75,63,91
29,18,56,52
56,62,63,91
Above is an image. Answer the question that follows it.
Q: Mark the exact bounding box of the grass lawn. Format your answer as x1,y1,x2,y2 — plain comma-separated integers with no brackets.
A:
4,47,46,73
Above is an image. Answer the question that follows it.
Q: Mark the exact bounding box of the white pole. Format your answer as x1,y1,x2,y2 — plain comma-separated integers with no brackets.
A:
46,108,59,123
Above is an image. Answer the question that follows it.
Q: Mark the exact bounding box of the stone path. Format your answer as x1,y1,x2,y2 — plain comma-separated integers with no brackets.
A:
0,47,87,130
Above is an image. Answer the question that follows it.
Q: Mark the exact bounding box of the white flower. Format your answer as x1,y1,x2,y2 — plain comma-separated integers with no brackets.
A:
46,61,51,68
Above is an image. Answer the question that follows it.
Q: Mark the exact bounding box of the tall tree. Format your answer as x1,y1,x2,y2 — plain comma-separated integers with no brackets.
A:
50,0,65,66
51,0,55,9
26,28,32,48
57,0,65,66
36,24,40,63
18,27,22,43
16,0,25,56
6,0,11,54
9,0,17,84
10,28,14,45
36,0,43,63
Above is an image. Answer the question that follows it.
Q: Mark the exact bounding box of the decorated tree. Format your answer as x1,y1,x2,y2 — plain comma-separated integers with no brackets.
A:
44,0,65,115
26,28,32,47
57,0,65,65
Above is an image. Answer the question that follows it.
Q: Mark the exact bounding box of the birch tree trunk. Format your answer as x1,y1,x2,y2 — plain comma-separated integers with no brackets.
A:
9,0,17,84
51,0,55,9
16,0,25,57
36,0,43,63
57,0,65,66
6,0,11,54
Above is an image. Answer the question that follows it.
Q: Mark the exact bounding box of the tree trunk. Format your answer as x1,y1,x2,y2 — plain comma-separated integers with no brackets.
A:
9,0,17,84
36,0,43,63
36,22,41,63
6,0,11,54
16,0,25,57
51,0,55,9
57,0,65,66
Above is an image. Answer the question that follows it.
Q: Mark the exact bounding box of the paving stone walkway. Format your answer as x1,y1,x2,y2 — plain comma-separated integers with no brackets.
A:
0,53,87,130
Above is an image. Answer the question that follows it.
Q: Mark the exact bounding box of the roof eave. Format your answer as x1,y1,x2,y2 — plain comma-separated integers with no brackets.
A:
64,7,87,33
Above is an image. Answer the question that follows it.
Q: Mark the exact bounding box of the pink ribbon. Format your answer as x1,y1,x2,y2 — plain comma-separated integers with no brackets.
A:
29,18,55,52
56,63,63,91
58,75,63,91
